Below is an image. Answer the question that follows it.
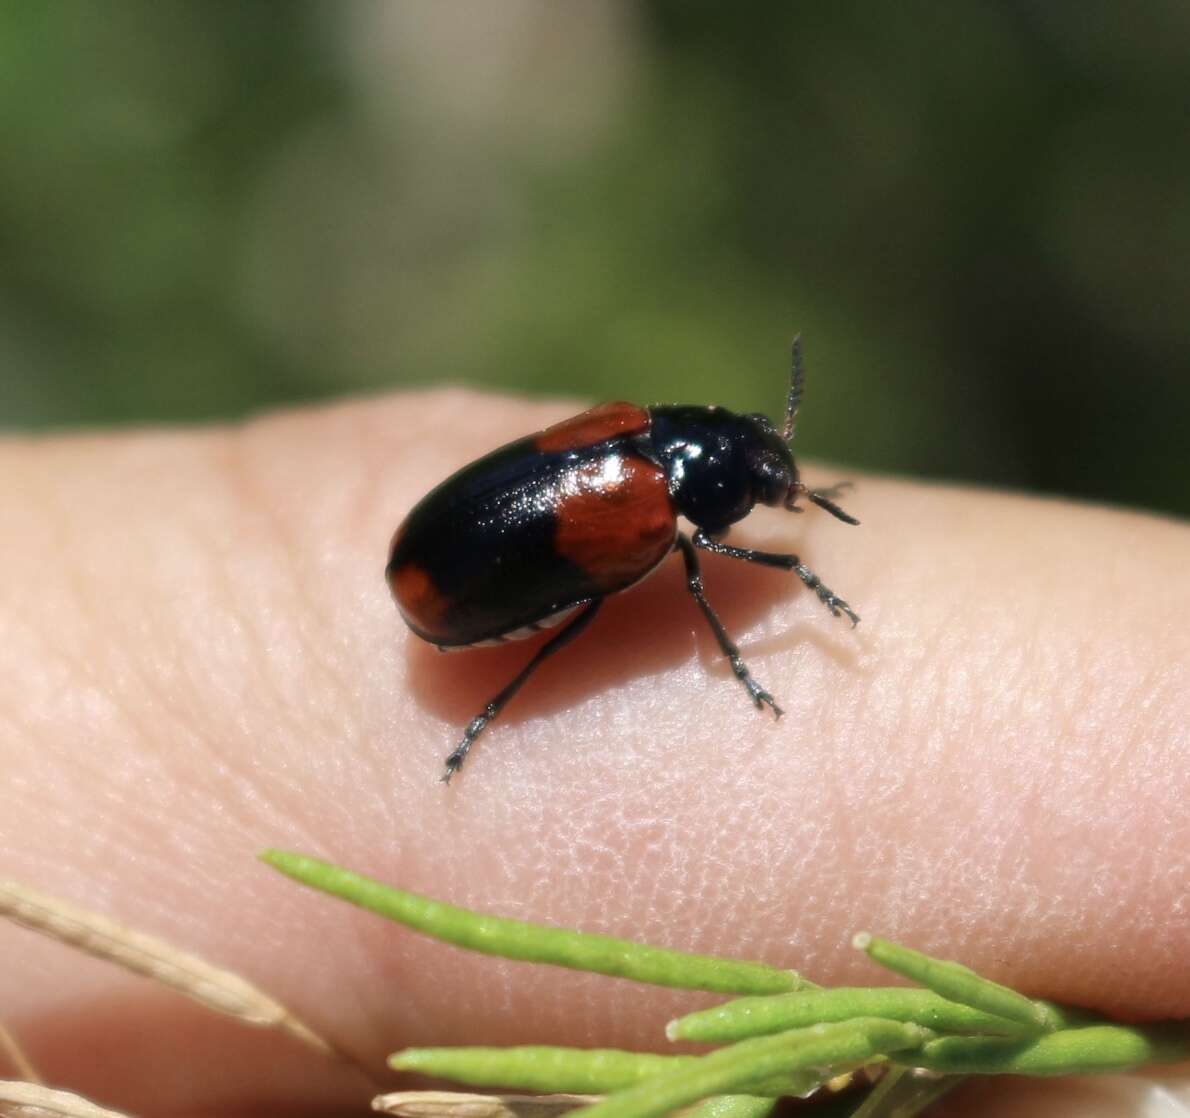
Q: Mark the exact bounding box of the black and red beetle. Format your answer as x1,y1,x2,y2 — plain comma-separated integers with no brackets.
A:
387,338,859,782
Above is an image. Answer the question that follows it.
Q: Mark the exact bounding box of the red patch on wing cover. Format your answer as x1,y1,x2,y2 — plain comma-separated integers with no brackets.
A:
536,402,651,453
389,561,450,633
554,450,676,591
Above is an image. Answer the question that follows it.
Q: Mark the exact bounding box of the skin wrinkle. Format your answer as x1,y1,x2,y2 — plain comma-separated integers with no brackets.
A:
9,434,340,1029
218,422,362,757
196,425,395,896
84,440,227,746
11,473,145,760
66,506,253,889
202,431,315,749
0,548,199,906
116,439,321,882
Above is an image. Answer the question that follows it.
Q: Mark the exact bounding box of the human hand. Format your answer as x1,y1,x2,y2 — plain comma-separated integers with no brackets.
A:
1,391,1186,1116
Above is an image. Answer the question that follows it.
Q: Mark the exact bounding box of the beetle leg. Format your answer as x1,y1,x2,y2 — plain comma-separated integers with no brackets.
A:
441,598,604,783
692,529,860,627
675,533,783,719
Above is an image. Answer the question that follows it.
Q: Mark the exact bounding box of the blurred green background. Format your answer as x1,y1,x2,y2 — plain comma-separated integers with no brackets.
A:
1,2,1187,516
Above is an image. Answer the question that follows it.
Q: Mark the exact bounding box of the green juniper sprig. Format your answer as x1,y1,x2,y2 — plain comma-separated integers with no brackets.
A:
566,1020,929,1118
851,933,1069,1032
908,1024,1190,1076
389,1047,686,1095
262,851,806,996
389,1045,820,1099
679,1097,777,1118
668,986,1037,1043
263,849,1190,1118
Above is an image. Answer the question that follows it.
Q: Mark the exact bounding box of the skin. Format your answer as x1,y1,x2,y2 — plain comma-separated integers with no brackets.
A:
0,390,1186,1118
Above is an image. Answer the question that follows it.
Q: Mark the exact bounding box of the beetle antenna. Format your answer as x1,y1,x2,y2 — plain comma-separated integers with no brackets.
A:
786,480,860,525
782,334,804,442
808,490,860,524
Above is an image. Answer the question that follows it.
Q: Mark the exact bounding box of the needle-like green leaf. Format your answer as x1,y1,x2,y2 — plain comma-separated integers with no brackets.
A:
263,850,806,995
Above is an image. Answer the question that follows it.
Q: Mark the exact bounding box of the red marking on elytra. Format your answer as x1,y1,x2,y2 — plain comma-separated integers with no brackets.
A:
535,402,651,453
554,451,676,591
389,561,451,633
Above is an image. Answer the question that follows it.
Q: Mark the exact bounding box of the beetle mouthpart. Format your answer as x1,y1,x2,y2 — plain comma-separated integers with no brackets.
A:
784,495,805,514
784,481,806,513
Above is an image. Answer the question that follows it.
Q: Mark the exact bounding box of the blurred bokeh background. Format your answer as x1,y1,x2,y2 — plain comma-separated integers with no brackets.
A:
1,2,1187,516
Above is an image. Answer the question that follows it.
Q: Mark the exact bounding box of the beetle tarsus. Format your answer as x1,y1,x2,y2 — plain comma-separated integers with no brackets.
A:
437,600,604,782
794,562,860,627
750,683,784,719
676,534,784,717
441,713,490,781
790,568,860,627
734,655,783,718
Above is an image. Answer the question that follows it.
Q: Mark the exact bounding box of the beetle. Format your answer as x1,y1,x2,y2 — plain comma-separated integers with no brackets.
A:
387,337,859,782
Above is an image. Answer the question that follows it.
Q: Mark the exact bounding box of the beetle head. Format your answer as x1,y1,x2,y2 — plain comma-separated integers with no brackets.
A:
741,413,800,507
764,336,860,524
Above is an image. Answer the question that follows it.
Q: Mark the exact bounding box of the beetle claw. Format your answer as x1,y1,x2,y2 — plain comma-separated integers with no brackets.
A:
835,599,860,627
751,686,784,719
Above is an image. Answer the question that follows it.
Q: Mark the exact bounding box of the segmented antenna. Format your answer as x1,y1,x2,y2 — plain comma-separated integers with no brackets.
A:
808,490,860,525
782,334,804,442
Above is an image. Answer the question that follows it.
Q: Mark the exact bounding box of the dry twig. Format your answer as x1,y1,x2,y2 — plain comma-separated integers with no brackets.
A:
0,1025,40,1085
0,1080,135,1118
0,878,332,1058
373,1094,600,1118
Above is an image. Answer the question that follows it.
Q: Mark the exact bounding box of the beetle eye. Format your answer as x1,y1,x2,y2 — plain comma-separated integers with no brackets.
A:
745,412,778,435
747,448,791,506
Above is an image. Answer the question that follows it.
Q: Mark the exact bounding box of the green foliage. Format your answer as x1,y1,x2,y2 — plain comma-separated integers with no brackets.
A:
263,849,1190,1117
669,986,1039,1042
567,1020,927,1118
851,933,1066,1032
389,1045,818,1100
262,850,807,995
2,5,1188,517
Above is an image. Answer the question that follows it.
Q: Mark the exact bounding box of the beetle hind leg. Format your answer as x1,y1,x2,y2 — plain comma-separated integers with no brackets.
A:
675,533,783,719
441,598,604,783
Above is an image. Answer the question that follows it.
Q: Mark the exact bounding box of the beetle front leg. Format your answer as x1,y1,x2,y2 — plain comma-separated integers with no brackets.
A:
691,529,860,627
441,598,604,783
675,533,783,719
